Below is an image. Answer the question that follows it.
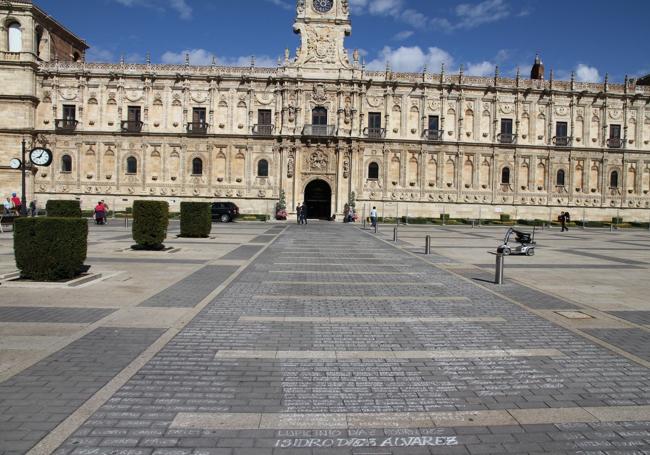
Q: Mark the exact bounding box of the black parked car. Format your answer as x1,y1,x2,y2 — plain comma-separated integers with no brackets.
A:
211,202,239,223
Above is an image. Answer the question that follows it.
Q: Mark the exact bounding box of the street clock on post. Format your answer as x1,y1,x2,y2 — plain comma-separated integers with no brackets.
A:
29,147,53,167
9,158,22,169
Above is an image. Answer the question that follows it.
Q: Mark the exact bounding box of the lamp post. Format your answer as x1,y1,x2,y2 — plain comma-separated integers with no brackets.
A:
21,138,27,217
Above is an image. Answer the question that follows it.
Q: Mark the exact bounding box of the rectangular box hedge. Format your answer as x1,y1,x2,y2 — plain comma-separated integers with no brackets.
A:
14,217,88,281
180,202,211,238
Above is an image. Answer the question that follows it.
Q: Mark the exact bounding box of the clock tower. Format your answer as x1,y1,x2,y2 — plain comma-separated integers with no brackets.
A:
292,0,352,70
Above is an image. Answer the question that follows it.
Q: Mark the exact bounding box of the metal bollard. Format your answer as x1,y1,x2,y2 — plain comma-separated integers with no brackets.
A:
363,217,366,229
124,215,129,229
495,253,505,285
393,226,398,242
425,235,431,255
471,220,476,229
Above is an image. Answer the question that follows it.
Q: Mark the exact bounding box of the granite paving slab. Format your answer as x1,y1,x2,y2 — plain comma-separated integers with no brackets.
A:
0,327,164,455
138,266,239,308
0,307,115,324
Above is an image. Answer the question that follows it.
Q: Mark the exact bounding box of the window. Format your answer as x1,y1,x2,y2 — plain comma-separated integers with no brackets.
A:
556,169,566,186
192,158,203,175
192,108,207,125
35,27,43,58
610,124,621,139
126,156,138,174
61,155,72,172
312,107,328,125
72,52,80,62
501,167,510,184
257,159,269,177
368,162,379,180
258,109,272,125
8,22,22,53
368,112,381,129
428,115,440,131
556,121,568,137
500,118,513,135
127,106,141,123
610,170,619,188
63,105,76,121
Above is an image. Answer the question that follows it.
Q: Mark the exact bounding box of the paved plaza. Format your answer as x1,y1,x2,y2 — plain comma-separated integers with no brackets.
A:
0,221,649,454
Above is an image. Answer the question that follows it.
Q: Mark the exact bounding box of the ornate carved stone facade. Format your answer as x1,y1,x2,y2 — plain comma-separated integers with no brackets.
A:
2,0,650,220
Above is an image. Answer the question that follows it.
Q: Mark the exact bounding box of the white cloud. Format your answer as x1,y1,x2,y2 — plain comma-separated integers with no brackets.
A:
368,0,403,15
161,49,278,68
86,45,115,62
575,64,600,83
393,30,414,41
366,46,454,73
112,0,192,20
465,61,494,76
265,0,293,10
432,0,511,32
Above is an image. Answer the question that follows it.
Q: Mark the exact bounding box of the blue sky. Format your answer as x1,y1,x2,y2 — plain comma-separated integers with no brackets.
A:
38,0,650,82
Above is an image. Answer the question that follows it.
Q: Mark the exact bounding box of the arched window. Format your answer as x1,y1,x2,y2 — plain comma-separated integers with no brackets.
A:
312,107,328,125
556,169,566,186
368,162,379,180
192,157,203,175
257,159,269,177
501,167,510,184
610,170,619,188
61,154,72,173
126,156,138,174
8,22,22,53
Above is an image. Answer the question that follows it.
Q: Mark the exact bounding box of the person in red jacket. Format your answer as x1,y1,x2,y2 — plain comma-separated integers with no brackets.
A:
10,193,21,215
94,201,106,225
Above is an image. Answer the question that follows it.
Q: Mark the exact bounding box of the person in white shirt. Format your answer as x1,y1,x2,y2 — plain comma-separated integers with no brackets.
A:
370,206,378,228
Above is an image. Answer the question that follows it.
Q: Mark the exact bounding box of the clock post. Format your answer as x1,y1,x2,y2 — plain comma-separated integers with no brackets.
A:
20,137,27,217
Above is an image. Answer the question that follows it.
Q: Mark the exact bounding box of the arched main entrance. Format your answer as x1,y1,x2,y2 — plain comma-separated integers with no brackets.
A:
304,179,332,220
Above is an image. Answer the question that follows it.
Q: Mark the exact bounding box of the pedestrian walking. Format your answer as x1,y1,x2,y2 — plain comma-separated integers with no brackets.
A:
296,203,302,224
370,206,378,228
560,211,569,232
29,201,37,217
300,204,308,225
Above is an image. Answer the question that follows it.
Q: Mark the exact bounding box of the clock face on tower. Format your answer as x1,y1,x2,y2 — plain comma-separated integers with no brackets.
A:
313,0,334,13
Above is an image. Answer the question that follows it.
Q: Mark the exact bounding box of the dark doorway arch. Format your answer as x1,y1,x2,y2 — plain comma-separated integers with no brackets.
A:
304,179,332,220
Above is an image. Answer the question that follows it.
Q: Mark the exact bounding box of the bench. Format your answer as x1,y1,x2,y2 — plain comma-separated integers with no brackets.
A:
0,213,16,233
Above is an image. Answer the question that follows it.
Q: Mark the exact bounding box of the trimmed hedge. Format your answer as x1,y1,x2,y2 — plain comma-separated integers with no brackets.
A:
180,202,211,238
132,201,169,250
500,214,511,222
46,200,81,218
14,218,88,281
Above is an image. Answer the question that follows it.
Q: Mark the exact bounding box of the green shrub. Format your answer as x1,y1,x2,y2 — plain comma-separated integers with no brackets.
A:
46,200,81,218
440,214,450,221
612,217,623,224
14,218,88,281
500,214,511,222
132,201,169,250
180,202,211,238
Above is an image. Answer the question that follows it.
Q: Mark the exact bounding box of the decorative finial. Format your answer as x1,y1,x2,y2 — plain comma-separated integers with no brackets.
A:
285,48,290,63
494,65,499,78
184,53,190,66
120,54,125,65
571,71,575,83
441,62,445,76
146,52,151,65
353,48,359,65
516,66,520,79
211,55,217,67
250,55,256,68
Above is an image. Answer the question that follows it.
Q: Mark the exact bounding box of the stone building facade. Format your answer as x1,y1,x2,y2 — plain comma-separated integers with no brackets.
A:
2,0,650,221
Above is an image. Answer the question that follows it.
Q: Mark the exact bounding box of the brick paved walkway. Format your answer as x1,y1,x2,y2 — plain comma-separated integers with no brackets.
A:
2,224,650,454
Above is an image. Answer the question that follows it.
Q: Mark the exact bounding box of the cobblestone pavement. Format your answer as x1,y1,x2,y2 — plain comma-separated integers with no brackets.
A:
24,224,645,455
